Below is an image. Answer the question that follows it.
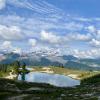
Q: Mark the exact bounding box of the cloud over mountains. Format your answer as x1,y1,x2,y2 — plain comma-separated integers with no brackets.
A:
0,0,100,58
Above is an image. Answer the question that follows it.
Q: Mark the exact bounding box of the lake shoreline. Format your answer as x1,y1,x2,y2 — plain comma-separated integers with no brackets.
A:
4,67,81,80
3,66,100,81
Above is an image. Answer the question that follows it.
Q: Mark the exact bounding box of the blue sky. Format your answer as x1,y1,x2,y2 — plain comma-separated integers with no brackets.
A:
48,0,100,17
0,0,100,58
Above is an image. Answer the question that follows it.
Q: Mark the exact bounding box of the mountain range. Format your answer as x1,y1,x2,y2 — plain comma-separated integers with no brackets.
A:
0,51,100,71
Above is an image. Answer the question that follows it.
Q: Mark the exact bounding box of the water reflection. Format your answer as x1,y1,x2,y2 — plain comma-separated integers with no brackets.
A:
18,72,80,87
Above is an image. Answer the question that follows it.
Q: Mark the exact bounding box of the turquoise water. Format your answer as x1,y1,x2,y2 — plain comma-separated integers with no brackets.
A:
18,72,80,87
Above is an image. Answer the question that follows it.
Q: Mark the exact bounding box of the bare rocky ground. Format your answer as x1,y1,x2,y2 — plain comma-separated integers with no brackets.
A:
0,78,100,100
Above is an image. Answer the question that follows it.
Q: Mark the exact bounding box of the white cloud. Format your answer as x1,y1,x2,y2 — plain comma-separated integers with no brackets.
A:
96,30,100,39
67,33,91,41
13,48,22,54
2,41,12,49
0,25,24,40
41,30,60,44
70,49,100,58
86,26,100,40
90,39,100,47
72,49,89,58
74,17,92,22
97,30,100,35
87,25,96,33
75,34,91,41
40,30,92,46
1,0,100,58
0,0,6,10
0,41,13,52
65,22,84,31
29,39,37,47
0,41,22,54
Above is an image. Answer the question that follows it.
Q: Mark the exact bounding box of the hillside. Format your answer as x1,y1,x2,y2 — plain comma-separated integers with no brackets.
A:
0,78,100,100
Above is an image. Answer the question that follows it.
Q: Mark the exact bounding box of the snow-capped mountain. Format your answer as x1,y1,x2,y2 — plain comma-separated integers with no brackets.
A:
0,50,100,71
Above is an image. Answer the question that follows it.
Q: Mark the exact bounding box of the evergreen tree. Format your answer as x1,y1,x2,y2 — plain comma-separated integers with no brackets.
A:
22,62,26,71
13,61,20,73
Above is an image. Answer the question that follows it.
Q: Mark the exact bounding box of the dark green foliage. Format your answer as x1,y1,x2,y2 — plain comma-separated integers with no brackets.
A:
18,62,30,75
0,64,7,72
22,62,26,71
0,61,21,74
10,61,21,74
81,74,100,84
